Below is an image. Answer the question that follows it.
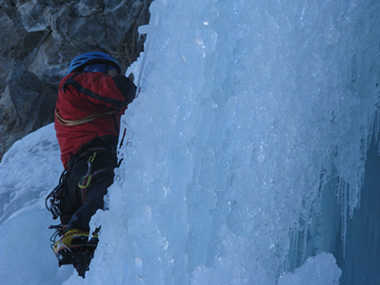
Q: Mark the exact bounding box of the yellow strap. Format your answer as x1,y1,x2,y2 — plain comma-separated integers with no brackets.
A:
55,109,117,126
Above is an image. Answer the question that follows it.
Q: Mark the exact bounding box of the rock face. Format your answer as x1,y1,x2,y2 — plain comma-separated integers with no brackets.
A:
0,0,152,160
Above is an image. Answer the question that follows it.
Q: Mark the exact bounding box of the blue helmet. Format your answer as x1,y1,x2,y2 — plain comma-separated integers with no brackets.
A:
67,51,122,74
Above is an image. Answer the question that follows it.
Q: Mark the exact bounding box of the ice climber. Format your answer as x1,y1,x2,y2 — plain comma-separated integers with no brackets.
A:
45,51,136,277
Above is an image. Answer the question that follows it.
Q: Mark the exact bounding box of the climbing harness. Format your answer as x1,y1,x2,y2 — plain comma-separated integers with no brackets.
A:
45,146,114,220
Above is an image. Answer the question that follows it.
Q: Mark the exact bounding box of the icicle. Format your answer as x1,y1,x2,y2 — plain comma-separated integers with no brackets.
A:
338,179,348,258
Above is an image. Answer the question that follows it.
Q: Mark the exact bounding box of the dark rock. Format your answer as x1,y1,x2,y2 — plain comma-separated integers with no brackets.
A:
0,60,54,148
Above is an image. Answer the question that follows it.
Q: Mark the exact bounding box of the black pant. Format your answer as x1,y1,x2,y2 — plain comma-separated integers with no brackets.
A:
59,148,117,231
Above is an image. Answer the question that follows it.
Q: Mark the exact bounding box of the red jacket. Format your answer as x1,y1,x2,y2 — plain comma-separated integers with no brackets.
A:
55,72,136,168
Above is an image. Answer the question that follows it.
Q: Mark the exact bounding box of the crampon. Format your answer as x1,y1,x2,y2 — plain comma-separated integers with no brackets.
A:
49,225,100,278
